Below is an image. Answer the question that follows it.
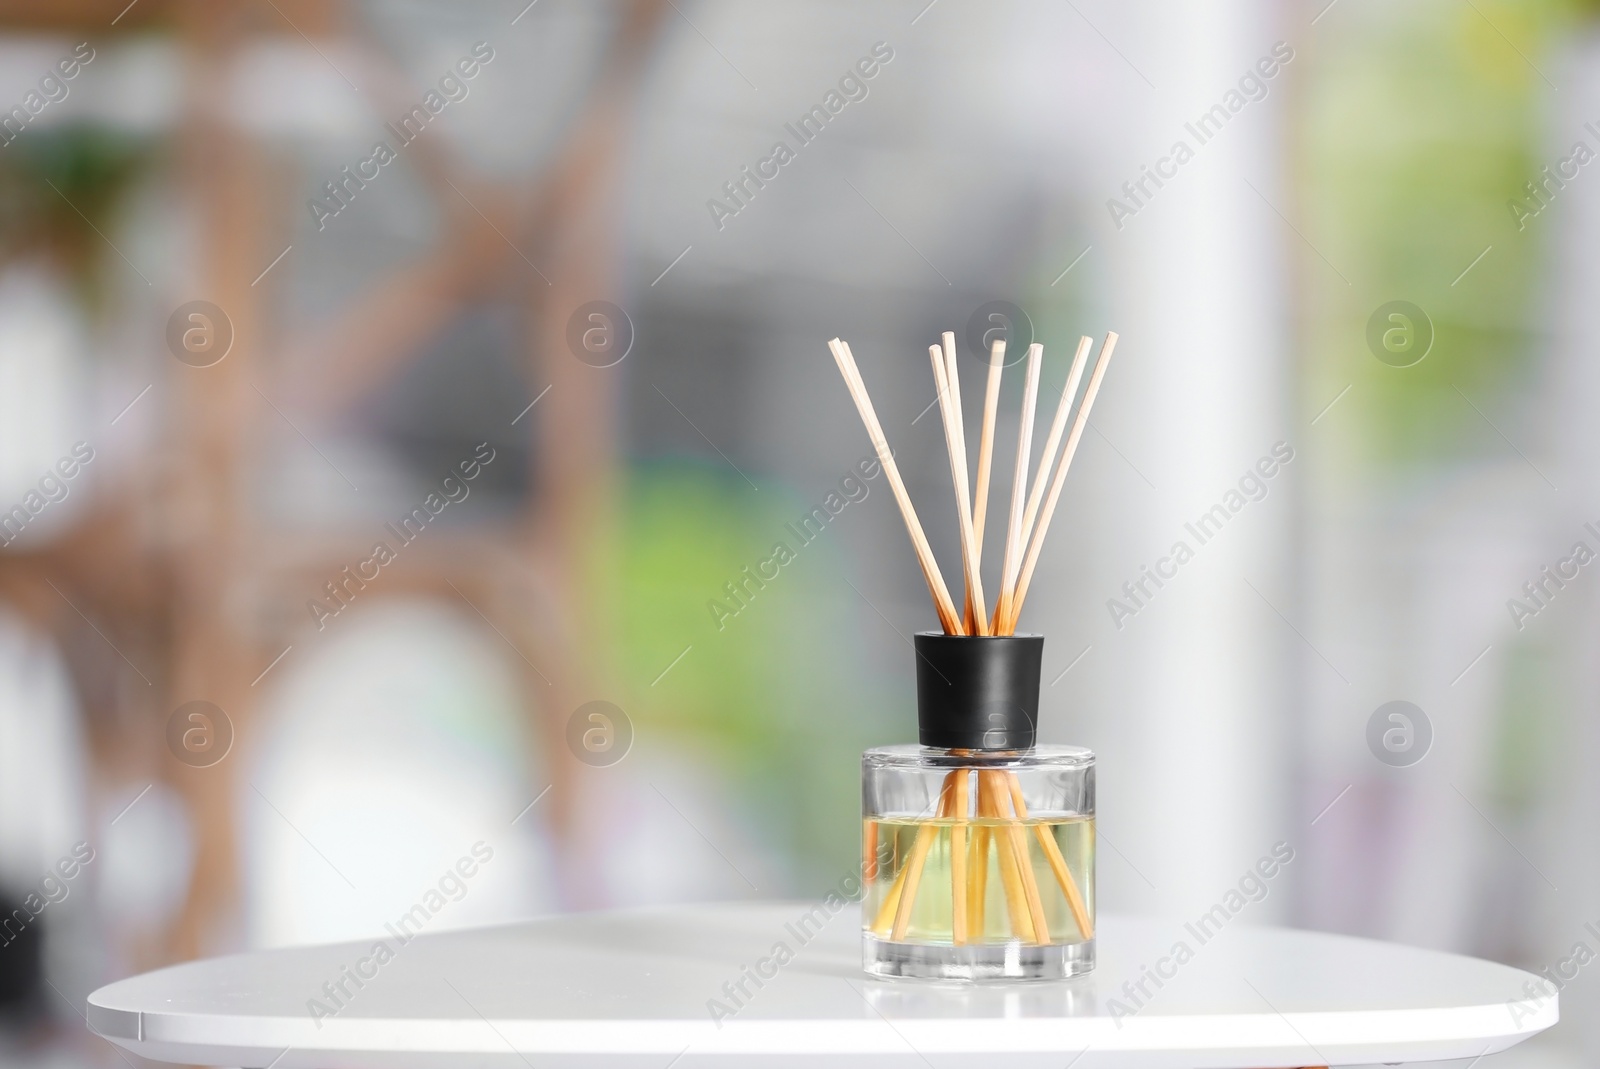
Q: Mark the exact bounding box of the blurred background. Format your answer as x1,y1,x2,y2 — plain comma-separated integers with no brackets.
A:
0,0,1593,1064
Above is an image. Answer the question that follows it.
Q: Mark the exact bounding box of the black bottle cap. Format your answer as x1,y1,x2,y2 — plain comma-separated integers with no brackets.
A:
913,632,1044,751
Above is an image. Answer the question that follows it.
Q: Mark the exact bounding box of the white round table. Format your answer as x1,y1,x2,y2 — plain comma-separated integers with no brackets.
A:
86,903,1555,1067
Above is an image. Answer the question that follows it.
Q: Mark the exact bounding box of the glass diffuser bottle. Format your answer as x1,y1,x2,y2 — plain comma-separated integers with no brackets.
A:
826,328,1119,981
862,632,1095,981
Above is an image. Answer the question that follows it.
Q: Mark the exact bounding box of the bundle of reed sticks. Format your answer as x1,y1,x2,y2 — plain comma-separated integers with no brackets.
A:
826,331,1117,637
829,329,1118,947
866,763,1094,947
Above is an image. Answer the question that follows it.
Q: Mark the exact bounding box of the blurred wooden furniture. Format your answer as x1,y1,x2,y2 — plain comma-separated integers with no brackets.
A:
0,0,667,972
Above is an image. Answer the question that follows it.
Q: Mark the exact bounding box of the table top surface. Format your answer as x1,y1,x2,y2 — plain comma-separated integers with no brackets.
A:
87,902,1555,1068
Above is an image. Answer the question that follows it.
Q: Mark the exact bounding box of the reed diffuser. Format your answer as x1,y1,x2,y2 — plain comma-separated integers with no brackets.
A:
828,329,1117,981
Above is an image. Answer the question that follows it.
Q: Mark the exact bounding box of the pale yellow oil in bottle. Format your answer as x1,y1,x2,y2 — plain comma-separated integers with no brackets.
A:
864,815,1094,946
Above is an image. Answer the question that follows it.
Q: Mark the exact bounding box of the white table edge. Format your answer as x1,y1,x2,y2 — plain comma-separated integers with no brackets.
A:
83,907,1561,1065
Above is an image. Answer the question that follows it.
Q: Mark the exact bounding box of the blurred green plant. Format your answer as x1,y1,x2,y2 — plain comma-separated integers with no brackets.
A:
0,125,149,311
1303,0,1582,463
618,460,902,891
1491,636,1559,813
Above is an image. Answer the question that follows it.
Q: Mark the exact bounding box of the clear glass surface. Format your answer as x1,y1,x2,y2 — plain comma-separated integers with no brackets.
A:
862,744,1095,981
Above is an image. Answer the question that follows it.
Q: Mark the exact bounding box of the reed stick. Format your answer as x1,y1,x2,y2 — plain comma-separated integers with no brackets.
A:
941,333,979,634
869,774,952,936
982,771,1036,943
1006,773,1092,940
871,837,911,936
929,345,988,635
889,818,939,941
949,769,969,945
864,818,879,884
1017,336,1092,555
1036,824,1091,941
970,339,1005,552
968,820,989,939
828,338,962,633
992,343,1043,635
890,774,958,941
941,333,967,500
995,771,1050,943
1008,332,1118,631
